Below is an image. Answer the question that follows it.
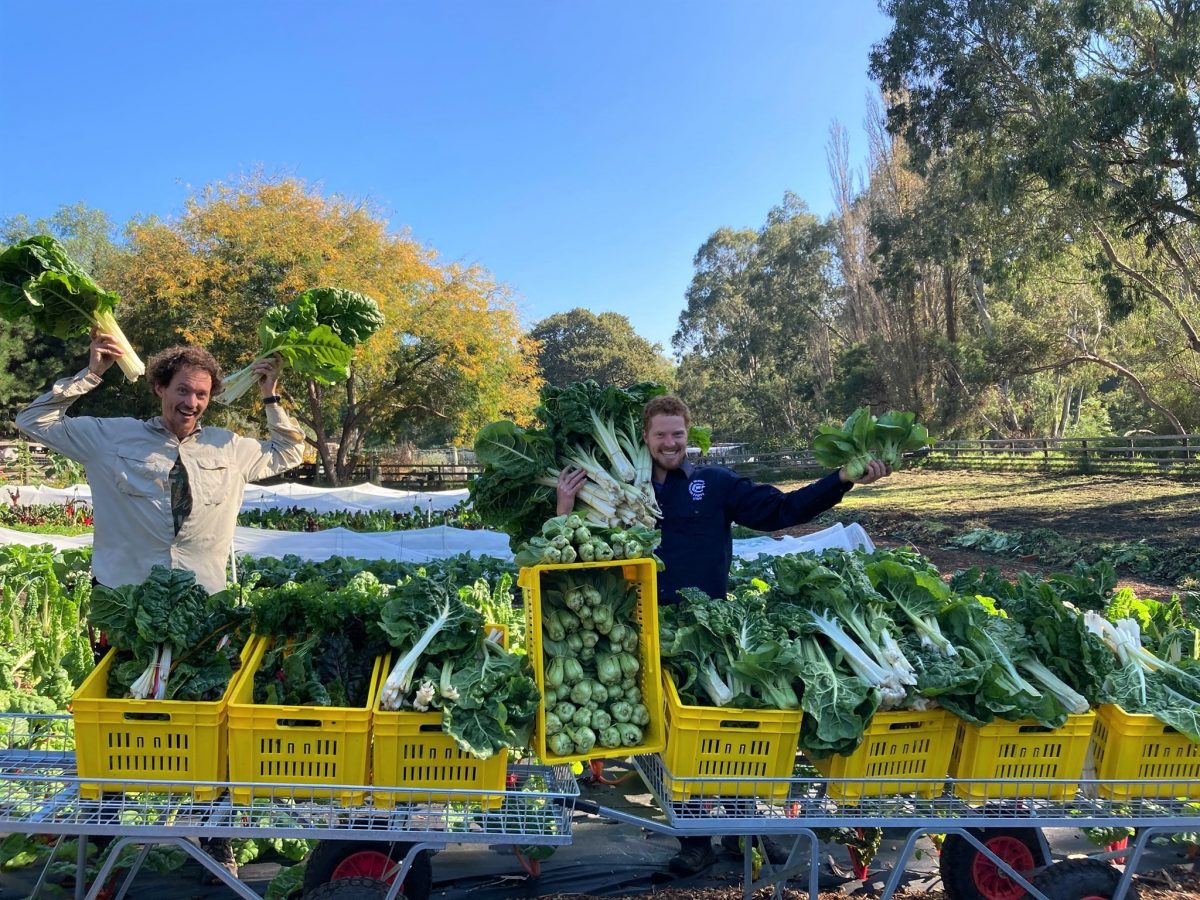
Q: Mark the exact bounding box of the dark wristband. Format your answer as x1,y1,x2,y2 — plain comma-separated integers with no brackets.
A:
262,395,282,405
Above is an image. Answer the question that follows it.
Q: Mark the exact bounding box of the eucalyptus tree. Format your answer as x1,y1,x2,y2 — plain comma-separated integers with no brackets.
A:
673,194,835,444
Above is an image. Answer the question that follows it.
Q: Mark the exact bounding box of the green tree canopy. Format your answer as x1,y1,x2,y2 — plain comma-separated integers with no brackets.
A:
529,307,674,389
99,174,541,483
673,193,834,445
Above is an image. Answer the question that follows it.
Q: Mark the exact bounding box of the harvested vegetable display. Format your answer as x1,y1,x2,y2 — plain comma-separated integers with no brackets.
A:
665,549,1147,760
248,571,391,707
376,578,539,760
471,380,668,545
0,235,144,381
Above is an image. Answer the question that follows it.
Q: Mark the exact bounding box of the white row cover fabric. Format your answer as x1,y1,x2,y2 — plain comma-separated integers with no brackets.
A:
2,482,469,515
231,524,513,563
1,519,872,565
733,521,875,558
3,483,873,562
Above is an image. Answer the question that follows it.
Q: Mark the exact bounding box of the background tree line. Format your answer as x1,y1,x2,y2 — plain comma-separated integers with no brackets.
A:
4,0,1197,464
673,0,1199,446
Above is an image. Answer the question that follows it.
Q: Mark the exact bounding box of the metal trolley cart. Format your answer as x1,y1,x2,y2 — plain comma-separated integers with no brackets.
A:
0,714,578,900
603,753,1199,900
5,713,1199,900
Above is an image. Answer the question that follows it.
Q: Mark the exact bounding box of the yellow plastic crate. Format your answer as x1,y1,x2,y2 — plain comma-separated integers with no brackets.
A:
662,672,802,801
1092,704,1200,800
948,712,1096,803
72,639,253,800
227,637,380,805
370,650,508,810
812,708,957,800
519,558,665,765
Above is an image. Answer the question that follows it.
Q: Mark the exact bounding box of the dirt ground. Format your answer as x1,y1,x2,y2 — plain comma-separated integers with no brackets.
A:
776,469,1199,600
539,862,1200,898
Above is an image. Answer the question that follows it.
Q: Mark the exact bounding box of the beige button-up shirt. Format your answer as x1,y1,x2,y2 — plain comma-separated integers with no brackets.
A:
16,369,307,593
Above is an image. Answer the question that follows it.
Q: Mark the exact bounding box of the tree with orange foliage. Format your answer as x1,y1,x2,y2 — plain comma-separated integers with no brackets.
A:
107,174,541,484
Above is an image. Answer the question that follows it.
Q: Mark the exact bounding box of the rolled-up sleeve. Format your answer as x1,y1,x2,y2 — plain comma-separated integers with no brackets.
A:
14,369,107,462
238,406,306,482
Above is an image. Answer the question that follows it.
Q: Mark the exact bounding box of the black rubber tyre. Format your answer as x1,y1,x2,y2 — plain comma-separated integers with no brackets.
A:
1031,858,1139,900
940,828,1049,900
305,876,390,899
302,841,432,900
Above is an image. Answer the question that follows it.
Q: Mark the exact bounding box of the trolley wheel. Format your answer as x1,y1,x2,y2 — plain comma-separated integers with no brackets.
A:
1031,858,1140,900
940,828,1049,900
303,841,432,900
305,876,390,899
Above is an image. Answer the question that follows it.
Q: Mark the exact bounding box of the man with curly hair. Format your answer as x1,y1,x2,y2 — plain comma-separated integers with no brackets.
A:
18,331,306,594
17,331,306,880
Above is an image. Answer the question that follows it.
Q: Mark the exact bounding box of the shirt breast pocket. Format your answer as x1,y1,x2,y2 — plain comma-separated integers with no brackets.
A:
114,452,167,498
192,457,237,505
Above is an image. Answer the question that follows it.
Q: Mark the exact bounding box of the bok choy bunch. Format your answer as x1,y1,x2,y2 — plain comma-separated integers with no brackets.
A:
810,408,933,479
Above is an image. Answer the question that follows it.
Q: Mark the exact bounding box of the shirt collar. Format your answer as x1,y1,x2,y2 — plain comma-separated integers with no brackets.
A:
147,417,203,442
660,459,695,483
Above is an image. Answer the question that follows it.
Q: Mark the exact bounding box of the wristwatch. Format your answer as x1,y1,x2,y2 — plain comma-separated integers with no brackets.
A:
262,395,283,405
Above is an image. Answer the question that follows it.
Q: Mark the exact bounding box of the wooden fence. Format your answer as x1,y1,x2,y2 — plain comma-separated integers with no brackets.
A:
688,434,1200,479
6,433,1200,491
928,434,1200,475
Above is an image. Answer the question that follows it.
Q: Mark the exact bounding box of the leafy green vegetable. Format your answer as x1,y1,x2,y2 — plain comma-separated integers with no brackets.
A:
88,566,250,701
661,588,802,710
214,287,382,404
375,577,539,759
249,572,391,707
810,406,932,478
1087,612,1200,741
0,543,93,711
537,566,649,756
471,379,667,546
0,235,144,380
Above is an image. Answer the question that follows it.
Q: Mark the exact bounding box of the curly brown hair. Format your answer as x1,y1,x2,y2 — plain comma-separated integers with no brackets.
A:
642,395,691,433
146,346,224,396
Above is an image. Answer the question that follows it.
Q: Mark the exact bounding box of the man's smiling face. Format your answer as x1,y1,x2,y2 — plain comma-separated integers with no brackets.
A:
644,413,689,476
155,365,211,440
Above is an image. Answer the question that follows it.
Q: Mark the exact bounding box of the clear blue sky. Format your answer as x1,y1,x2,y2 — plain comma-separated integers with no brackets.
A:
0,1,892,354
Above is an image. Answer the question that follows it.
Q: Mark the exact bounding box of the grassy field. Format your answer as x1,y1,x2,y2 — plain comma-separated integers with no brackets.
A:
803,469,1200,544
774,469,1200,594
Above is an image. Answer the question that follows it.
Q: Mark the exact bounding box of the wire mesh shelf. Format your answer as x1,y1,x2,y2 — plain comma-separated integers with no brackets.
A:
631,753,1200,831
0,713,576,844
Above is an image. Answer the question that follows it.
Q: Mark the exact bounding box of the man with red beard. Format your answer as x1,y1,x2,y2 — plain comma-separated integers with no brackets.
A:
560,394,889,876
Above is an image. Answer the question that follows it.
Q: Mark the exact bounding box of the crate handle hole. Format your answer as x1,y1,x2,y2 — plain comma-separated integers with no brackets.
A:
123,712,171,722
275,718,323,728
887,721,922,731
717,721,762,730
1018,725,1052,734
419,724,442,733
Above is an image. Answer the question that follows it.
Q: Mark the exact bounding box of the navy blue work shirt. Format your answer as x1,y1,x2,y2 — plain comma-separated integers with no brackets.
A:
651,461,852,604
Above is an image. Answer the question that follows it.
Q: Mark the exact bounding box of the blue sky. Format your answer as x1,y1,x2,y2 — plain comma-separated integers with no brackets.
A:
0,1,892,353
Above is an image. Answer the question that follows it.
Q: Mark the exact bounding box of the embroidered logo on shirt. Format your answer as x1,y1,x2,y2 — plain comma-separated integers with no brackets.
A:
688,480,706,501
